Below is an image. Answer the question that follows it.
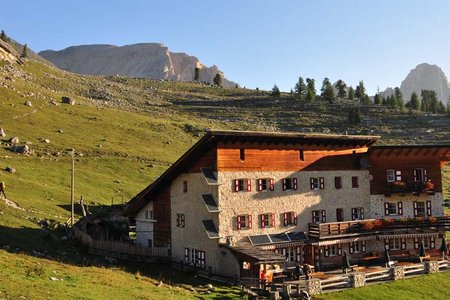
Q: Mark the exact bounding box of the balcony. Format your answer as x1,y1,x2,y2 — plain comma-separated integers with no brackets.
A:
385,180,435,196
308,217,450,239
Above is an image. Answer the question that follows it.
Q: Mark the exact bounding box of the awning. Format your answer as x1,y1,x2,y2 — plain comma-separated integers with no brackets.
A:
201,194,220,212
312,235,377,246
223,244,286,264
202,220,220,239
248,232,308,246
377,232,440,239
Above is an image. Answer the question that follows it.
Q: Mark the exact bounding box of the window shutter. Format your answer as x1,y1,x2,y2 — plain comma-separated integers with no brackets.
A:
413,170,417,182
248,215,252,229
401,238,406,250
310,178,315,190
351,208,357,220
234,180,239,192
296,247,301,261
293,178,298,190
426,201,432,216
362,241,366,252
283,213,288,226
414,237,419,249
271,214,275,227
269,179,274,191
312,211,316,223
319,177,325,189
321,210,326,223
360,207,365,219
335,177,342,189
385,239,389,250
260,214,265,228
324,247,329,257
247,179,252,191
384,202,389,215
349,243,354,254
397,202,403,215
282,179,287,191
413,201,418,217
424,169,428,181
257,179,262,191
237,216,241,230
293,212,297,225
337,244,342,256
430,237,435,249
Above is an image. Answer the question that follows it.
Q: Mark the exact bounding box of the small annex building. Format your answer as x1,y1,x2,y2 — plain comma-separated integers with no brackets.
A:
124,130,450,281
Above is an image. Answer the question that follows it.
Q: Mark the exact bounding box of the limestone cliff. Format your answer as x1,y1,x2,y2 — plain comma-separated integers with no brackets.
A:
39,43,237,87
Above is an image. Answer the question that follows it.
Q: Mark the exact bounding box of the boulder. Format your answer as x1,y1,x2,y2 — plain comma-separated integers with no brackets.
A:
10,137,19,144
24,100,32,107
5,166,16,173
0,128,5,137
61,96,75,105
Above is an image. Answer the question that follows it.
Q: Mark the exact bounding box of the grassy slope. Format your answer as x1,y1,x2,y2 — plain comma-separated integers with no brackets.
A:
0,58,449,299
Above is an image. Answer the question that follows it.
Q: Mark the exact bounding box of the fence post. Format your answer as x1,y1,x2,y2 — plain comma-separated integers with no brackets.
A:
281,284,291,299
390,266,405,280
350,272,366,288
305,279,322,295
425,261,439,274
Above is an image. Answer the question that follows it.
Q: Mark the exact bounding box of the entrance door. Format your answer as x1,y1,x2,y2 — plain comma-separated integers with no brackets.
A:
336,208,344,222
304,246,314,265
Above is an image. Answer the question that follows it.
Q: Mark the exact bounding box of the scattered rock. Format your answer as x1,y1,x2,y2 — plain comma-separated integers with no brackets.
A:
189,287,195,292
10,136,19,144
44,139,50,143
61,96,75,105
24,100,32,107
12,144,33,155
0,128,5,137
49,276,59,281
148,164,155,168
5,166,16,173
206,284,213,290
58,129,63,133
157,281,163,287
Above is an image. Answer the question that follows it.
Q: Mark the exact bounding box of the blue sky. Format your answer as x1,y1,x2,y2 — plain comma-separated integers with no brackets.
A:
1,0,449,95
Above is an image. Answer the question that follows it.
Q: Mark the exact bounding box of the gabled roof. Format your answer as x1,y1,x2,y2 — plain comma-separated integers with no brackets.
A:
368,144,450,159
123,130,379,216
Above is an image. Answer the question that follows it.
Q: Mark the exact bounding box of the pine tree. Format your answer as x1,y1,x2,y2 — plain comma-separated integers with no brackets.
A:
335,79,347,99
446,102,450,115
21,44,28,58
213,73,222,86
388,94,398,109
306,78,316,101
271,84,281,98
0,30,7,42
374,93,381,105
294,76,306,98
348,86,355,100
361,94,371,105
409,92,420,110
348,108,361,124
394,87,404,109
194,67,200,81
355,80,366,99
306,89,315,102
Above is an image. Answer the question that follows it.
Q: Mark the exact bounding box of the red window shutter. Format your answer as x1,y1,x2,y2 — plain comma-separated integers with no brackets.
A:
248,215,252,229
260,214,265,228
269,179,274,191
430,237,435,249
360,208,365,219
413,201,418,217
337,244,342,256
321,210,326,223
293,178,298,190
384,202,389,215
237,216,241,230
257,179,262,191
234,180,239,192
271,214,275,227
247,179,252,191
385,239,390,250
319,177,324,189
414,237,419,249
397,202,403,215
426,201,432,216
283,213,288,226
293,212,297,225
401,238,406,250
310,178,314,190
362,241,366,252
282,179,287,190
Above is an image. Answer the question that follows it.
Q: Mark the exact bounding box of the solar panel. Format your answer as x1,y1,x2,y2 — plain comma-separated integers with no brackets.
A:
202,220,219,239
287,231,307,241
269,233,290,243
200,168,219,185
248,234,271,245
201,194,219,212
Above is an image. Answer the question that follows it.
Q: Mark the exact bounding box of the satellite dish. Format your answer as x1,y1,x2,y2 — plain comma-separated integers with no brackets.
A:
359,157,369,168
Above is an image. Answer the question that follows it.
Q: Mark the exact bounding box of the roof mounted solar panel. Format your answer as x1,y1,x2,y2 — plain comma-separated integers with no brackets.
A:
202,220,220,239
201,194,220,212
200,168,219,185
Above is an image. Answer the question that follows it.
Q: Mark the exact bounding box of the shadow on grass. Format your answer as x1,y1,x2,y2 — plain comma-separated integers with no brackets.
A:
0,225,241,299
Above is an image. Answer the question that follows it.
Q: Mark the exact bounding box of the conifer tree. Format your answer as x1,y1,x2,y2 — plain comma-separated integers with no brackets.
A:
294,76,306,98
305,78,316,101
335,80,347,99
0,30,7,42
321,77,335,102
21,44,28,58
355,80,366,99
194,67,200,81
374,93,381,105
306,89,315,102
394,87,404,109
348,86,355,100
271,84,281,98
409,92,420,110
213,73,222,86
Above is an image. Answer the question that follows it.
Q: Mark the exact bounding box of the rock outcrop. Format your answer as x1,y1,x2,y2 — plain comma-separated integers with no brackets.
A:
39,43,237,87
383,63,450,103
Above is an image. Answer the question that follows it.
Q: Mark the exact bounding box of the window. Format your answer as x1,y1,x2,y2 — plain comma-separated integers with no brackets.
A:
147,239,153,247
310,177,324,190
334,176,342,189
257,178,274,191
234,179,251,192
312,210,326,223
144,210,153,220
414,237,435,249
260,213,275,228
240,148,245,161
176,213,185,227
237,214,252,230
324,244,342,257
351,207,365,220
349,241,366,253
283,211,297,226
187,248,205,268
387,170,402,182
276,246,302,262
182,180,188,193
282,178,297,191
413,168,427,182
414,201,431,217
299,149,305,161
352,176,359,188
387,238,402,250
384,202,403,216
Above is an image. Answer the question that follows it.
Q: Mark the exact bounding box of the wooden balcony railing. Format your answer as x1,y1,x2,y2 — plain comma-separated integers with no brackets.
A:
308,216,450,239
385,180,435,196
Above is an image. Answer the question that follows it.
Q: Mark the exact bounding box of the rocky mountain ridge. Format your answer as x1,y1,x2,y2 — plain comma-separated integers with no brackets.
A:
39,43,237,87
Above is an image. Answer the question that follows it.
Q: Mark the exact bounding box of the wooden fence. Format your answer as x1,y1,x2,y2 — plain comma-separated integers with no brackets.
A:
74,228,169,262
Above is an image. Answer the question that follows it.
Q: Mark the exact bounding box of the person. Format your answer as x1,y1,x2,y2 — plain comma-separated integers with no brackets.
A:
0,181,6,198
303,263,312,280
294,264,303,280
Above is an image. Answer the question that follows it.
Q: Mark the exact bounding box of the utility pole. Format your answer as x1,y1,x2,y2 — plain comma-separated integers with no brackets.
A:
71,154,75,227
